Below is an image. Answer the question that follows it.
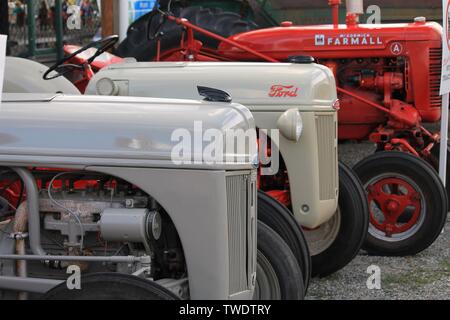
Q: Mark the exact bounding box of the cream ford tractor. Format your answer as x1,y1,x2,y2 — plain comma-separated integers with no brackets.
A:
2,58,313,300
83,60,369,278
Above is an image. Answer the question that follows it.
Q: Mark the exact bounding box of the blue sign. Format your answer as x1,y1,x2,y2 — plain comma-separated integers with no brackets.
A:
130,0,157,21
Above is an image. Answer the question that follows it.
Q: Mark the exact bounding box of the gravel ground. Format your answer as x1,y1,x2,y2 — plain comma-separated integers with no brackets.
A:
306,142,450,300
307,216,450,300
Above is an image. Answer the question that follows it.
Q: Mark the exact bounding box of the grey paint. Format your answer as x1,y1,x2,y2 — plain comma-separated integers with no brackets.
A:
0,94,255,170
3,57,81,95
0,276,63,294
87,166,253,300
86,61,337,110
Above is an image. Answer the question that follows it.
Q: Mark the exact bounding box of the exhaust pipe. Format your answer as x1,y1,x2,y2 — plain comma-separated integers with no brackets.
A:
11,168,46,257
328,0,342,28
345,0,364,25
13,202,29,300
346,0,364,15
329,0,364,27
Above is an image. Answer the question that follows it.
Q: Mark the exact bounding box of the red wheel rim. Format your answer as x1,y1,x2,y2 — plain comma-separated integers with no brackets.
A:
367,177,422,237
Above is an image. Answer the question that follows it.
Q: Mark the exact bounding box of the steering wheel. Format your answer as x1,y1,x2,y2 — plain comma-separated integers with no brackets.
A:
43,35,119,80
147,0,173,40
147,11,168,40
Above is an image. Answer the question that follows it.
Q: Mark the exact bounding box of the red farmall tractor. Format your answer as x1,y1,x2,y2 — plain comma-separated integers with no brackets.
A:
111,0,449,256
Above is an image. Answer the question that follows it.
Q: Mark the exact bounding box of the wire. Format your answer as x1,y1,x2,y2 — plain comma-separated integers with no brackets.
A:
47,172,86,251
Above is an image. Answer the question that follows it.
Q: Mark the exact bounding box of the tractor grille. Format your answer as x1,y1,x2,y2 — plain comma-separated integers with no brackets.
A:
429,48,442,109
226,171,257,296
316,113,338,200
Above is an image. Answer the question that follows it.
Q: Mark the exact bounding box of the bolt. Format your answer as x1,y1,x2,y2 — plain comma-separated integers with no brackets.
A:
386,201,399,212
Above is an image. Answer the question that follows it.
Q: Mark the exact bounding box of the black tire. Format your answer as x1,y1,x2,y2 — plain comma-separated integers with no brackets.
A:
430,142,450,208
257,191,311,292
42,273,180,300
255,222,304,300
116,6,258,61
304,162,369,277
354,151,448,256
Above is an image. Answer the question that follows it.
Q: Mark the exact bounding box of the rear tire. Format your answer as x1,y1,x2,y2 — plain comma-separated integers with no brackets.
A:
304,162,369,277
257,191,311,292
116,6,257,61
42,273,180,300
255,222,304,300
354,151,448,256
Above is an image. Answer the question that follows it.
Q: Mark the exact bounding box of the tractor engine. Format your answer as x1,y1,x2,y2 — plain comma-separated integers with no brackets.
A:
0,169,186,299
219,2,443,154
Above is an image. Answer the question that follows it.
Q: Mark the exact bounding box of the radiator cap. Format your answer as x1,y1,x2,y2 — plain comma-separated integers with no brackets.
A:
288,56,315,64
414,17,426,24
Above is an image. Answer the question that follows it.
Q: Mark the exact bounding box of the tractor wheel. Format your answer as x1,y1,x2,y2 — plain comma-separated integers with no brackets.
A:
304,162,369,277
255,222,304,300
257,191,311,293
42,273,181,300
354,151,448,256
430,142,450,207
116,6,258,61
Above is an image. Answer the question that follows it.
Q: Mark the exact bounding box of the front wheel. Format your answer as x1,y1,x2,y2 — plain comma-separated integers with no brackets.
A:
304,162,369,277
42,273,181,300
257,191,311,292
254,222,304,300
354,151,448,256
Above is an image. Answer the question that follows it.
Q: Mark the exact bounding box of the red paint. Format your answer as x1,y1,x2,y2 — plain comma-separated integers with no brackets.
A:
328,0,341,28
63,45,124,70
265,190,291,207
367,177,422,236
269,85,300,97
166,15,279,63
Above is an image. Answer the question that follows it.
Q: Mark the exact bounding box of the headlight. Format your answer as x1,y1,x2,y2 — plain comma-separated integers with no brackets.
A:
277,109,303,142
96,77,118,96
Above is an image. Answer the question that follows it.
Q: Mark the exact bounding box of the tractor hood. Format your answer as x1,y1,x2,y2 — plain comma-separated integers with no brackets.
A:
0,94,256,170
219,21,442,60
85,62,337,111
3,57,81,95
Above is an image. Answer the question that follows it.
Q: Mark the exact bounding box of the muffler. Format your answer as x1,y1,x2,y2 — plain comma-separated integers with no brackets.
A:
346,0,364,15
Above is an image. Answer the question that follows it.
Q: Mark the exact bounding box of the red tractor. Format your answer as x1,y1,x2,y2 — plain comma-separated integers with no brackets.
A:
117,0,444,160
112,0,449,256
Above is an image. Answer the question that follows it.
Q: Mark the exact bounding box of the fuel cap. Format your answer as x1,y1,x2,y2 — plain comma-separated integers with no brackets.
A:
288,56,315,64
414,17,426,24
281,21,293,27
